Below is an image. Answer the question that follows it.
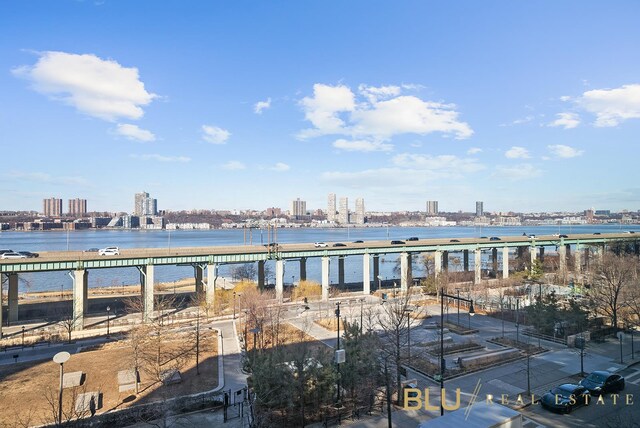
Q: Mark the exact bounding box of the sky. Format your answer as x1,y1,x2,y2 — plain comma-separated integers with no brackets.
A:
1,1,639,214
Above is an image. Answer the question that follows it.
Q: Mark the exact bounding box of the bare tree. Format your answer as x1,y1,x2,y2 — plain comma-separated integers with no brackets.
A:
588,253,638,329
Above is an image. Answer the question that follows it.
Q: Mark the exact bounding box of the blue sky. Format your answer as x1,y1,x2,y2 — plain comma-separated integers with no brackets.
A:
1,1,639,214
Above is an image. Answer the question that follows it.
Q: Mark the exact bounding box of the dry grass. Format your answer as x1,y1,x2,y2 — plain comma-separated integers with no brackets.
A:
240,321,316,350
0,333,218,427
314,318,340,332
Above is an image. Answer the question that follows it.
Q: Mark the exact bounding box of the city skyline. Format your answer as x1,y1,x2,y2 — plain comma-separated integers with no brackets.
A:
1,2,640,213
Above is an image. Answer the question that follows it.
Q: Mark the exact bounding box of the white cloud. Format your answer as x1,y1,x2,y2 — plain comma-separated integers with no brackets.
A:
12,51,156,121
298,83,472,142
548,112,580,129
505,146,530,159
500,115,534,127
202,125,230,144
493,164,543,181
130,154,190,162
222,161,246,170
254,98,271,114
392,153,485,175
115,124,156,142
358,84,401,103
578,84,640,127
5,171,89,186
333,139,393,152
559,95,572,102
270,162,290,172
467,147,482,155
548,144,584,158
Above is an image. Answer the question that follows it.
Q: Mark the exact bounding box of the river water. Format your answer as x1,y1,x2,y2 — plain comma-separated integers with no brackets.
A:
1,224,637,293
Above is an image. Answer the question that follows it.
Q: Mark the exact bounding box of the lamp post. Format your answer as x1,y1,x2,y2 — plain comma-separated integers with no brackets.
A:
21,326,25,348
405,308,413,366
233,291,236,319
440,288,474,416
360,298,365,334
335,302,342,406
53,351,70,424
456,289,460,325
106,306,111,338
515,298,520,344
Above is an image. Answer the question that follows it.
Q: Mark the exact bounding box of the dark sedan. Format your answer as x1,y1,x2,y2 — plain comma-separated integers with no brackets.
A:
579,371,625,395
18,251,39,258
540,384,589,413
352,240,364,243
332,243,347,247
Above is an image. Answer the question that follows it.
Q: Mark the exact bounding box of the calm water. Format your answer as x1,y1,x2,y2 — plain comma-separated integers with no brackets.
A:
1,224,637,293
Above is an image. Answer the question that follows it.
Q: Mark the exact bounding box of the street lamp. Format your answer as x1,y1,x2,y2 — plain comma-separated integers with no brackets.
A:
233,291,237,319
359,298,365,334
440,288,474,416
405,308,414,365
516,298,520,344
377,275,382,293
335,302,342,406
21,326,25,348
53,351,71,424
106,306,111,337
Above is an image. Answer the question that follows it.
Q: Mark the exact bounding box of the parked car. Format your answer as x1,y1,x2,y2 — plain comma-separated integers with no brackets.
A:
332,243,347,247
406,237,419,241
98,247,120,256
352,240,364,243
579,371,625,395
17,251,38,258
83,248,100,252
1,252,27,259
489,237,501,241
540,384,590,413
391,240,405,245
314,242,328,248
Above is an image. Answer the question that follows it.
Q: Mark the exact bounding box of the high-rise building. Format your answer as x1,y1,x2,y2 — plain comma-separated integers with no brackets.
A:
68,198,87,217
475,201,484,217
290,198,307,219
426,200,439,216
338,197,349,224
43,197,63,217
134,191,157,216
354,198,365,224
327,193,337,222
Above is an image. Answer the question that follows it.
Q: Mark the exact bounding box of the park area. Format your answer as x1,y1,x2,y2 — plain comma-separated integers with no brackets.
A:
0,331,218,427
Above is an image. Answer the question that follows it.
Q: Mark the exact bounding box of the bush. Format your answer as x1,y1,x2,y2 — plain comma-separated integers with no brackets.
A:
292,280,322,301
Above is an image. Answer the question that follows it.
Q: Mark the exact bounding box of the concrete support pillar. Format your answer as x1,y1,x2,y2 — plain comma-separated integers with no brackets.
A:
194,265,204,296
463,250,469,271
530,245,537,271
257,261,265,289
206,263,217,306
474,249,482,284
0,274,4,337
558,245,567,275
502,247,509,279
434,251,443,277
442,251,449,272
299,257,307,282
539,247,545,262
275,259,285,302
73,269,88,330
400,252,411,292
574,247,582,273
8,273,18,323
492,248,498,273
141,265,155,323
321,257,330,301
583,248,591,270
338,257,345,287
373,255,380,285
362,254,371,295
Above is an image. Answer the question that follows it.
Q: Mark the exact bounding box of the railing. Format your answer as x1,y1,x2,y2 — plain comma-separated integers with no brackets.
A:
522,328,567,345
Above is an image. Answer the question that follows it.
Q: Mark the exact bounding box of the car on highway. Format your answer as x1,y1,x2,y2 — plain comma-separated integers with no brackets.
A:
352,240,364,243
0,249,14,256
528,235,536,239
450,239,460,242
263,242,278,248
406,237,419,241
314,242,328,248
390,240,405,245
540,384,590,413
98,247,120,256
17,251,38,258
83,248,100,253
593,232,601,235
480,236,488,239
1,252,27,259
489,237,501,241
579,371,625,395
626,231,636,234
559,234,569,238
332,243,347,247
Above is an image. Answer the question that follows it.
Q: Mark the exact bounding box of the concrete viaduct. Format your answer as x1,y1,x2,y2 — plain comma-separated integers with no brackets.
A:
1,232,638,336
